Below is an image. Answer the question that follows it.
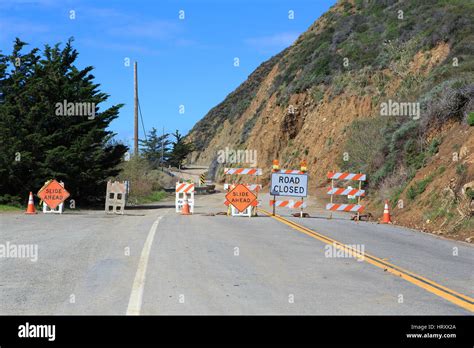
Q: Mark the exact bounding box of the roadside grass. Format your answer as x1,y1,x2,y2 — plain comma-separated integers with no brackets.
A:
424,204,455,222
0,204,23,212
134,190,168,204
457,218,474,234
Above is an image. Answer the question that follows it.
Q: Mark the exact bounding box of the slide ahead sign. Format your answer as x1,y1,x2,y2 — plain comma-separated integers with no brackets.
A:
270,173,308,197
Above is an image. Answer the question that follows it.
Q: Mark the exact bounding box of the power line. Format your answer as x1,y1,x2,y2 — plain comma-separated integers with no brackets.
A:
137,98,147,142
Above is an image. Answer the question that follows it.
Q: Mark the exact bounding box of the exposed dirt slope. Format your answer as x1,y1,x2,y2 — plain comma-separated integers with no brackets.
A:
187,0,474,240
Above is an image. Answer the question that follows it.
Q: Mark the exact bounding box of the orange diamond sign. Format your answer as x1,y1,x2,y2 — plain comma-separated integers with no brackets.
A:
38,179,70,210
225,184,257,212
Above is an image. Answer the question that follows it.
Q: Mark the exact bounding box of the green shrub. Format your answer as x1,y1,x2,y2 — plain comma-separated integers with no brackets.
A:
406,173,436,201
466,188,474,200
468,112,474,126
406,186,417,201
427,138,442,156
456,163,467,176
389,185,406,207
117,156,170,203
0,194,22,207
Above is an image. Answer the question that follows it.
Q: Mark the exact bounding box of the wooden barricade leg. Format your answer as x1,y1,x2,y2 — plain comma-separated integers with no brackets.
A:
329,177,334,220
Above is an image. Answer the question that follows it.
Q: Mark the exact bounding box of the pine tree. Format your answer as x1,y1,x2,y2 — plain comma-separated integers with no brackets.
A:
168,130,194,168
139,127,171,168
0,38,127,205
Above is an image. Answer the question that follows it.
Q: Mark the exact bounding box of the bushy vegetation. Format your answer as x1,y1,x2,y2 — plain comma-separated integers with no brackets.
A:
468,111,474,126
337,0,473,197
406,176,432,201
406,166,445,201
117,156,169,204
0,38,127,206
188,0,473,173
273,0,474,105
140,128,194,169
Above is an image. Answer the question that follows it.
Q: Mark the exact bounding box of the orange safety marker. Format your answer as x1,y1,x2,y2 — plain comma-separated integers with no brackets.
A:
300,160,307,173
381,200,392,224
25,192,37,215
272,159,280,172
181,196,191,215
37,179,70,210
225,184,257,213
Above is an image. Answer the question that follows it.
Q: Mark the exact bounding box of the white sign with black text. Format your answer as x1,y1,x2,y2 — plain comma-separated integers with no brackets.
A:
270,173,308,197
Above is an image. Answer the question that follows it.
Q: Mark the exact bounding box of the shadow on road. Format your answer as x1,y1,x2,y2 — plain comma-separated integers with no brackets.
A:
126,204,175,210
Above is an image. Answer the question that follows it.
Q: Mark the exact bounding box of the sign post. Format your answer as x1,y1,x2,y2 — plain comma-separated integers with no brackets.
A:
272,194,276,216
271,160,280,216
300,160,307,218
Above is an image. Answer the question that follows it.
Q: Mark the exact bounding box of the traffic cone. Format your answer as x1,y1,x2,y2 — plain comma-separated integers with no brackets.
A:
181,196,191,215
381,200,391,224
25,192,37,215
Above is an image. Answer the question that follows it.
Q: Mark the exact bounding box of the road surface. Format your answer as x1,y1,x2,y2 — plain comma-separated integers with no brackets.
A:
0,190,472,315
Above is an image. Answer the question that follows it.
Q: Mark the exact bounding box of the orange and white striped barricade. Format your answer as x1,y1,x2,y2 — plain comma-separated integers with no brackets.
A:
326,187,365,197
176,182,195,213
223,168,262,217
270,200,307,209
326,171,366,220
270,163,308,217
326,203,364,212
278,169,305,174
223,168,262,176
327,172,366,181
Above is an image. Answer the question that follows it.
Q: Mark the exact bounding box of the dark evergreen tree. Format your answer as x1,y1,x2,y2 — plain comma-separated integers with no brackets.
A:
0,38,127,205
168,130,194,168
139,127,171,168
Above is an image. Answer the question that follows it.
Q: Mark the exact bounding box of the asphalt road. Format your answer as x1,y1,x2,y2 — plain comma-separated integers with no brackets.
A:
0,191,472,315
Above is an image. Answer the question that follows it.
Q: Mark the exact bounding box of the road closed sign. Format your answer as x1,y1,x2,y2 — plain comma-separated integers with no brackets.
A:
270,173,308,197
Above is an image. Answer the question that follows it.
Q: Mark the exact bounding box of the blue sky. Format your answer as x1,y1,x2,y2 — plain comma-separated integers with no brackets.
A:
0,0,336,146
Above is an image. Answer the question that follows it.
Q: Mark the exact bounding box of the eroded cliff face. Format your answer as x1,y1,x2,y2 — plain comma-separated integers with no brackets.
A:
187,0,473,240
188,41,450,183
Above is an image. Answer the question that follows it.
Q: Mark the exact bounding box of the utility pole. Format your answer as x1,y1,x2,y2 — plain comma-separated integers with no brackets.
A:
134,61,139,156
161,126,165,171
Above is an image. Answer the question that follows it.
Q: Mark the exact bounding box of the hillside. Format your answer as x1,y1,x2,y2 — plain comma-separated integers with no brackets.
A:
186,0,474,240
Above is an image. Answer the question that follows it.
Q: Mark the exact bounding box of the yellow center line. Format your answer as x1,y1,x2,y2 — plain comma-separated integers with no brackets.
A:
258,208,474,313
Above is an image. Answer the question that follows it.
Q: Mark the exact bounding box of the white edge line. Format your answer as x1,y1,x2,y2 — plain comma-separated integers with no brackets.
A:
126,215,163,315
